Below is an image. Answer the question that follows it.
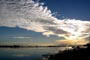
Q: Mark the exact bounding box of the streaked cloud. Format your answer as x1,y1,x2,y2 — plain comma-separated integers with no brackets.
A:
56,39,89,46
0,0,90,45
13,36,32,39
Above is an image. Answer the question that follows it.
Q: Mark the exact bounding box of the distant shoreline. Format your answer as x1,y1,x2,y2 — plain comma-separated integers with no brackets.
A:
0,45,71,48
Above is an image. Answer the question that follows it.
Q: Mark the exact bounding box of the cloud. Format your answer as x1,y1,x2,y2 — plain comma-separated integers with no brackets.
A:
13,36,32,39
56,39,89,46
0,0,90,45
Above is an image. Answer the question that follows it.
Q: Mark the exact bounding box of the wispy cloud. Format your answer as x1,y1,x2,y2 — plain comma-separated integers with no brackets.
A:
56,39,89,46
0,0,90,45
13,36,32,39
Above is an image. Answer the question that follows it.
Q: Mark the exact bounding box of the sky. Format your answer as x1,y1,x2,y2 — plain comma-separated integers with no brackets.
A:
41,0,90,21
0,0,90,46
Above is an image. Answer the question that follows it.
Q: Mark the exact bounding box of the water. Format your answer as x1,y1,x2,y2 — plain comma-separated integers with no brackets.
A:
0,47,66,60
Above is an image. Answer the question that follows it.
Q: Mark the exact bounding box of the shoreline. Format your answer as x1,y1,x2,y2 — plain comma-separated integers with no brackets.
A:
41,43,90,60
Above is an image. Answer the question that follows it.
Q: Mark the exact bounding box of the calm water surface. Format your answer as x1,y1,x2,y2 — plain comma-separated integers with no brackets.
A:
0,47,66,60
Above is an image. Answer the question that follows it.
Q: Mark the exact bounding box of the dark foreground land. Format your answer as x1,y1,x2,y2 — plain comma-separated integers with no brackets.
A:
47,43,90,60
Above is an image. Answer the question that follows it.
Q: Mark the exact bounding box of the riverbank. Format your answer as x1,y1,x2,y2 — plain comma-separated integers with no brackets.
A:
42,43,90,60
